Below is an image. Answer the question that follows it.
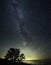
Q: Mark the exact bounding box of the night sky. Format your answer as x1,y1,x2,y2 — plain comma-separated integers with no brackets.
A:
0,0,51,60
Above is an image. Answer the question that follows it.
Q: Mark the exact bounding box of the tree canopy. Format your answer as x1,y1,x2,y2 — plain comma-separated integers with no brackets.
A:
5,48,25,62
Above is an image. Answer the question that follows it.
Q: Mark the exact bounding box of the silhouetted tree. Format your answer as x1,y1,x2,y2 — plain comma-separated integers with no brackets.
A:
5,48,20,61
5,48,25,62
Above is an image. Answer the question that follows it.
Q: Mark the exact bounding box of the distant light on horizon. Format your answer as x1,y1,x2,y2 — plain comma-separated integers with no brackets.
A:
25,57,38,60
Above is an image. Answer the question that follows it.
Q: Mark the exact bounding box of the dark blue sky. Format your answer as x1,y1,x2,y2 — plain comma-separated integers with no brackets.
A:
0,0,51,59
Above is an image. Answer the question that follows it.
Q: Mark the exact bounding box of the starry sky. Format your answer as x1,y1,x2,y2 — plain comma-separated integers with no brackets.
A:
0,0,51,60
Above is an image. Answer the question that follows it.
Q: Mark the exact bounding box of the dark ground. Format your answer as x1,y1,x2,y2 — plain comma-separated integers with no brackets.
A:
0,58,51,65
0,58,31,65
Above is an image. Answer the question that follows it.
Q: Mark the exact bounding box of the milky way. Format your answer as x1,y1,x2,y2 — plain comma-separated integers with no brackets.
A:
0,0,51,59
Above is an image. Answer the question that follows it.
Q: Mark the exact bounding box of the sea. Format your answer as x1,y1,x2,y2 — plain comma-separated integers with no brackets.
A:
23,60,51,65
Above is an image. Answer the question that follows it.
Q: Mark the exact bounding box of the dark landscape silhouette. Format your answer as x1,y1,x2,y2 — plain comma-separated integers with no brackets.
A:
0,48,31,65
0,48,51,65
5,48,25,62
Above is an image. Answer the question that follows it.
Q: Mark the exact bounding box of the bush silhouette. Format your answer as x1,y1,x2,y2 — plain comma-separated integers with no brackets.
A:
20,53,25,62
